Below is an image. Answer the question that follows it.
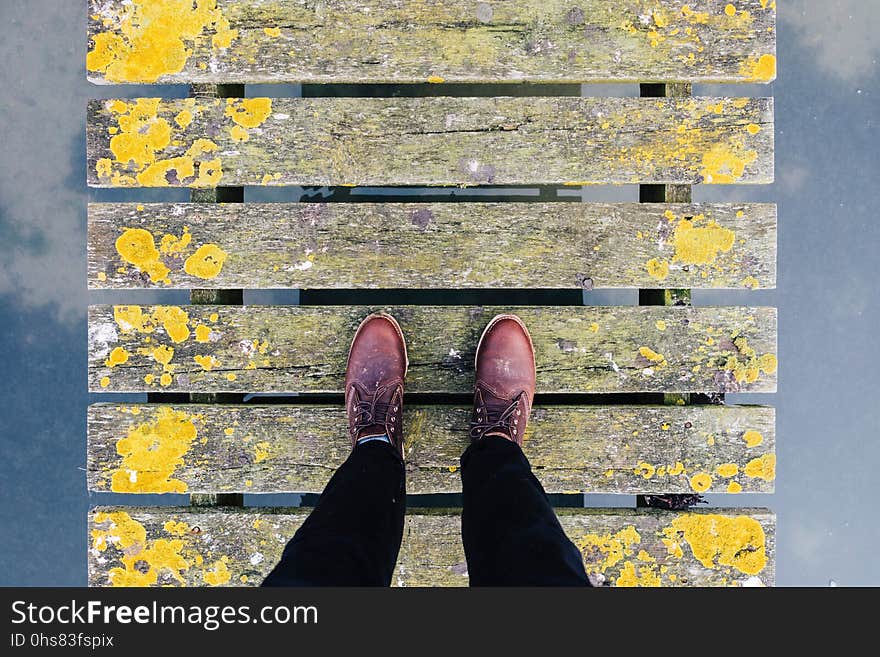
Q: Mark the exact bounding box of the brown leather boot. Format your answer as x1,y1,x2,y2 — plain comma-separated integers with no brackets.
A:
469,314,536,445
344,312,408,458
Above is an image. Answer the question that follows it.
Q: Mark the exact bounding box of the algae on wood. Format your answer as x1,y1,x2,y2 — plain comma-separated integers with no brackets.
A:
88,305,778,394
89,202,776,290
87,507,776,587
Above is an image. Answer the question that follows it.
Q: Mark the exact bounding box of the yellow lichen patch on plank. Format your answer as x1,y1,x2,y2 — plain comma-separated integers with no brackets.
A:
615,560,662,587
646,257,670,281
109,406,200,493
104,346,129,368
715,463,739,478
96,100,225,188
577,525,641,573
194,354,220,371
203,558,231,586
151,345,174,366
634,462,656,479
115,228,170,283
719,336,776,386
184,244,228,280
740,54,777,82
263,27,281,37
744,454,776,481
194,324,212,343
689,472,712,492
663,514,767,575
159,228,192,255
87,0,238,83
700,142,758,184
742,430,764,448
254,441,271,463
229,125,250,142
152,306,191,343
224,98,272,129
727,481,743,494
673,216,736,265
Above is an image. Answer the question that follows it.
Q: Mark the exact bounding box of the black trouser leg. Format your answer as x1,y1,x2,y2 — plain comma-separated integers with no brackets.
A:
262,442,406,586
460,437,590,586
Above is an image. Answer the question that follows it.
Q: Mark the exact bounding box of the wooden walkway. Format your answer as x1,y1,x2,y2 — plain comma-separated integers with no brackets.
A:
86,0,778,587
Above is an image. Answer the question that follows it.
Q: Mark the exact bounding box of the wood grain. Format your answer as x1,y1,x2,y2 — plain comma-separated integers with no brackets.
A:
88,305,777,394
88,403,775,494
87,0,777,84
87,96,774,187
88,202,777,290
87,507,776,587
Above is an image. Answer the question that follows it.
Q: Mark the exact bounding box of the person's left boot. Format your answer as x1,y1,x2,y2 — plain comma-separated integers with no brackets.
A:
344,312,408,459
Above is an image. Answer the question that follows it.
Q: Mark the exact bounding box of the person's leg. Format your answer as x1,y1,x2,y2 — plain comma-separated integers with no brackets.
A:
462,314,589,586
262,440,405,586
262,312,409,587
460,437,589,586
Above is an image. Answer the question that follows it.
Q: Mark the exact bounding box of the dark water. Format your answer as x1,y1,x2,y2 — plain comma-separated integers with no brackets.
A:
1,0,877,585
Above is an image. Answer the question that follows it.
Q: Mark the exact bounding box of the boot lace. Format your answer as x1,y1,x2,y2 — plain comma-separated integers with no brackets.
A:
352,384,396,435
469,391,525,441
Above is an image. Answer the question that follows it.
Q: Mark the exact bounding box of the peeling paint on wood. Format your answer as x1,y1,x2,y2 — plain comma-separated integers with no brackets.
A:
88,305,777,394
88,403,775,494
87,0,777,85
86,96,774,187
87,507,776,587
88,202,776,290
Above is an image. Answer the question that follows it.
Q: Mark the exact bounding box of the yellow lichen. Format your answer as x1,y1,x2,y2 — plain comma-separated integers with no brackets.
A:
184,244,228,280
715,463,739,478
151,345,174,366
746,123,761,135
159,229,192,255
174,109,193,129
724,4,737,17
576,525,642,572
254,441,271,463
668,461,685,476
105,346,130,368
87,0,239,82
646,257,670,281
758,353,777,374
194,324,212,343
203,558,231,586
427,75,445,83
701,142,758,184
633,462,656,479
742,430,763,448
115,228,170,283
663,514,767,575
742,275,760,288
727,481,743,494
743,454,776,481
226,373,237,382
224,98,272,129
263,27,281,37
673,217,735,264
229,125,250,142
100,377,111,388
638,346,667,366
194,354,220,371
655,320,667,331
689,472,712,492
152,306,190,343
160,373,173,387
92,511,191,586
615,561,662,587
110,407,199,493
740,54,777,83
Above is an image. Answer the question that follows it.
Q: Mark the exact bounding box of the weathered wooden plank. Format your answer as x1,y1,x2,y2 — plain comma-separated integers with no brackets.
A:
87,507,776,587
86,96,774,187
88,202,776,290
88,403,775,495
88,305,777,394
87,0,777,85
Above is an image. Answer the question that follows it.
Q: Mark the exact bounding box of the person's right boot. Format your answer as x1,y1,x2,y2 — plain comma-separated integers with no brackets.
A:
345,312,408,459
469,314,536,445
